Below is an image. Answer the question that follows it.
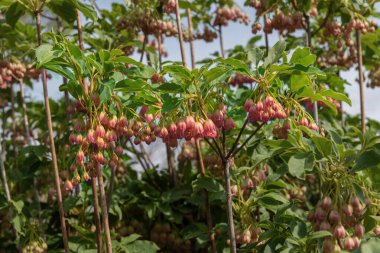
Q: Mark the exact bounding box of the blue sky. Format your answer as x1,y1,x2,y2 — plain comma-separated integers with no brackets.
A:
29,0,380,122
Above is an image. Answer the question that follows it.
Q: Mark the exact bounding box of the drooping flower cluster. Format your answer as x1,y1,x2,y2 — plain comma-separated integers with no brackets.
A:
231,165,269,198
244,96,287,123
318,19,376,68
157,105,236,147
263,10,304,34
0,61,46,89
272,119,290,139
367,64,380,89
193,27,218,42
308,196,370,252
66,98,162,188
162,0,176,14
304,97,341,112
213,7,250,27
229,74,254,86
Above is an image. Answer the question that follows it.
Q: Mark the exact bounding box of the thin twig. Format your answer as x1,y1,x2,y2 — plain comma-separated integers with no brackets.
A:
231,123,265,158
226,117,249,159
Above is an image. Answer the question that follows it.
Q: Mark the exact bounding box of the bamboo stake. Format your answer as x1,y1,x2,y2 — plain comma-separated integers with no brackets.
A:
356,29,366,133
35,12,69,253
218,25,225,58
175,0,187,66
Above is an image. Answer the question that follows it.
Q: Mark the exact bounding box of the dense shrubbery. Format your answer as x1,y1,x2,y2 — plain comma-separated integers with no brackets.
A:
0,1,380,253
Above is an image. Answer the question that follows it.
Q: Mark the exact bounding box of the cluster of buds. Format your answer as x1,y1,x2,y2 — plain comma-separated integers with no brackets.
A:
204,154,223,175
148,39,168,58
272,119,290,139
117,15,178,37
308,196,370,252
213,7,250,27
116,219,145,238
231,165,269,197
22,240,48,253
264,11,304,34
298,117,318,131
248,0,267,15
158,105,236,147
194,26,218,42
0,61,26,88
284,185,307,202
66,98,161,187
245,96,287,123
0,61,50,89
154,20,178,36
324,20,375,39
317,48,357,69
178,141,196,162
229,74,254,86
151,72,166,84
304,98,341,112
235,227,261,245
251,22,262,34
162,0,176,14
150,222,192,253
318,19,375,68
367,64,380,89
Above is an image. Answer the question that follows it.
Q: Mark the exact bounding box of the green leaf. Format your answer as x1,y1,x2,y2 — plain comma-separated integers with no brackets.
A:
161,94,181,113
11,200,24,213
72,0,97,21
181,223,208,240
115,79,148,92
155,82,184,93
11,214,23,235
307,231,332,240
99,80,115,103
247,47,264,67
311,136,333,157
220,58,250,74
354,238,380,253
192,177,224,193
204,65,234,86
120,234,141,245
47,0,76,23
114,56,144,68
6,2,25,27
264,40,286,67
123,240,159,253
35,44,57,67
353,148,380,172
290,48,316,66
163,65,192,81
320,89,352,106
288,152,314,179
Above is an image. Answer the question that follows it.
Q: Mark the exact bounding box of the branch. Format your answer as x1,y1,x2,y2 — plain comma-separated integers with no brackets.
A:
311,1,333,37
231,123,265,158
226,117,249,159
204,138,223,159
